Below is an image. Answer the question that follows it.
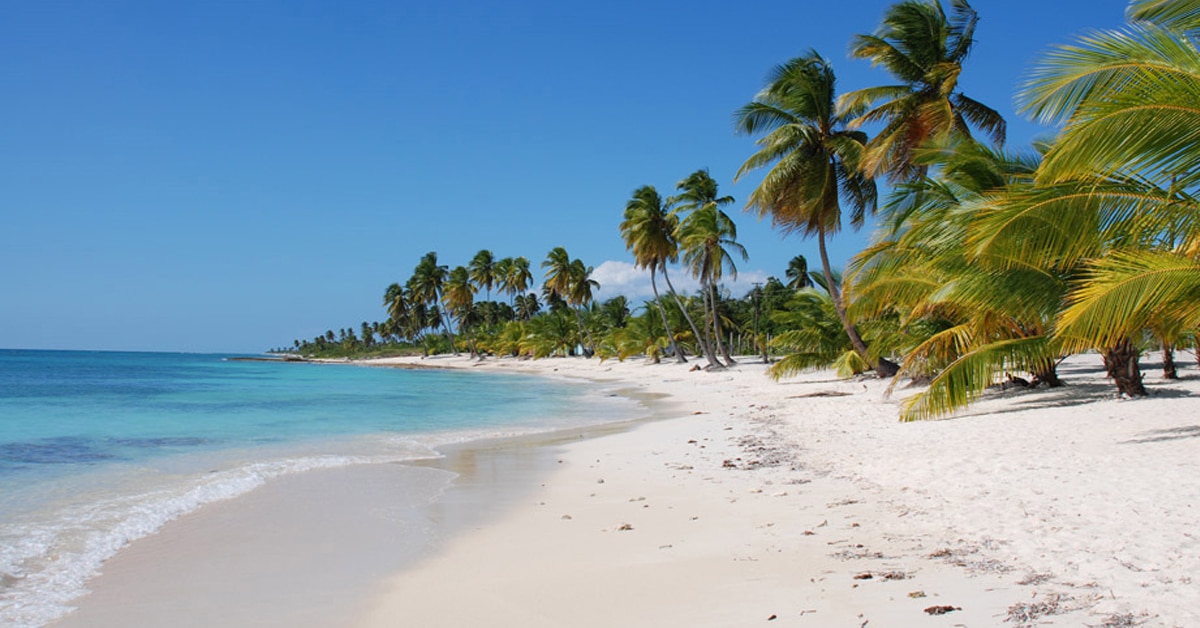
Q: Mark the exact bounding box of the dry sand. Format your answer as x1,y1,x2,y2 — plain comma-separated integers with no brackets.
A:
355,352,1200,627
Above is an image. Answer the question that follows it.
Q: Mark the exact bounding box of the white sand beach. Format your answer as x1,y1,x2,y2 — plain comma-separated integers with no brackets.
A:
355,353,1199,627
53,353,1199,627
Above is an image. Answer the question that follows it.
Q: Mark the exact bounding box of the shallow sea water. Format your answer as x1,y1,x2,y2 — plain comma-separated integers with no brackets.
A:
0,350,630,627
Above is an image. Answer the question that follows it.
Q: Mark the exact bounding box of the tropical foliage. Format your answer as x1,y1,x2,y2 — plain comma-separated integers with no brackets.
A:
275,0,1200,422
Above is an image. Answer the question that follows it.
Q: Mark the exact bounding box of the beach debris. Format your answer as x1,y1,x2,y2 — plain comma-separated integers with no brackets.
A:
879,571,908,581
928,548,954,559
923,605,960,615
803,530,816,536
908,590,926,598
767,614,777,621
1004,593,1069,624
561,514,572,520
787,390,852,398
1097,612,1146,627
1016,572,1053,586
659,544,673,549
597,479,605,484
616,523,633,531
853,572,874,580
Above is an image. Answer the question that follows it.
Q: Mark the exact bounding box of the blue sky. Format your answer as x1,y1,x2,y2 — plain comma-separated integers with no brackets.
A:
0,0,1131,353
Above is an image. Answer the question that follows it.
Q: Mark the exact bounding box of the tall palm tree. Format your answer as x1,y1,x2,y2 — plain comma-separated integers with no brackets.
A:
494,257,514,301
444,265,479,356
675,173,747,367
734,51,896,376
840,0,1006,182
567,258,601,354
542,247,597,356
383,282,409,337
408,251,457,355
619,185,697,364
507,257,533,304
784,255,813,290
468,250,497,302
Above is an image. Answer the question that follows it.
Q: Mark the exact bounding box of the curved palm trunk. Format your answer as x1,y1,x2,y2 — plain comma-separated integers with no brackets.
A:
650,268,686,363
1103,338,1147,397
662,267,721,370
817,227,896,377
709,282,736,365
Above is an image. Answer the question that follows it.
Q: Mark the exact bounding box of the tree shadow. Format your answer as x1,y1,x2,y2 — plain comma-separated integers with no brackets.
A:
1122,425,1200,444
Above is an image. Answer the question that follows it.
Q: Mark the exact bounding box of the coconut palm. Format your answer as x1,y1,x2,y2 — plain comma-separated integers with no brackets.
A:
469,250,497,301
619,185,702,364
734,51,896,376
408,251,457,355
784,255,813,290
506,257,533,304
444,265,479,356
675,175,747,367
840,0,1006,182
1015,2,1200,396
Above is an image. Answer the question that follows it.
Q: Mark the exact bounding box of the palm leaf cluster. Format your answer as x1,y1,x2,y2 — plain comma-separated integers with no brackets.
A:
282,1,1200,424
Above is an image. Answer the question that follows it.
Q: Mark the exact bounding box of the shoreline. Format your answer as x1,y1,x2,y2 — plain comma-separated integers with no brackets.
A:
50,353,1200,627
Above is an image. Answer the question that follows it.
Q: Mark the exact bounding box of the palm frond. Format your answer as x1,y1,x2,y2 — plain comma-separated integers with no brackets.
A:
1057,248,1200,351
900,335,1059,421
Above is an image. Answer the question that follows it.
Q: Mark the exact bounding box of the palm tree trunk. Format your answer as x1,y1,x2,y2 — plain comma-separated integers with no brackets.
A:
817,228,895,377
1163,344,1179,379
572,308,596,357
662,267,721,370
650,268,686,363
433,295,458,356
1103,338,1148,397
709,282,736,365
1030,358,1063,388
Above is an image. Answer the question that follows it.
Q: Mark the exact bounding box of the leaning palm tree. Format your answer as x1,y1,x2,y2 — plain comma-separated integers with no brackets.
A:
619,185,698,364
840,0,1005,182
673,169,742,366
408,251,457,355
676,194,747,367
734,51,896,376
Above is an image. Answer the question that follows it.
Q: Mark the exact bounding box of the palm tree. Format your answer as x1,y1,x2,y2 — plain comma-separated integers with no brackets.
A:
1015,2,1200,396
734,51,896,376
542,247,598,356
840,0,1006,182
784,255,813,290
383,282,409,336
409,251,457,355
469,250,497,302
675,171,746,367
505,256,533,305
444,265,479,356
494,257,514,301
619,185,696,364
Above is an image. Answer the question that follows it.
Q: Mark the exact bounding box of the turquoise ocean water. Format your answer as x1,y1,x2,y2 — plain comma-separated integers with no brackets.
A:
0,349,631,627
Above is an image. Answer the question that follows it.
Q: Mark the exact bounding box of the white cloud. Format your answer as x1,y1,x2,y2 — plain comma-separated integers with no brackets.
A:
590,260,771,303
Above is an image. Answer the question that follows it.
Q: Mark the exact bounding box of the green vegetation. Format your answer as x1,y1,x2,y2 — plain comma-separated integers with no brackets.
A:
276,0,1200,421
